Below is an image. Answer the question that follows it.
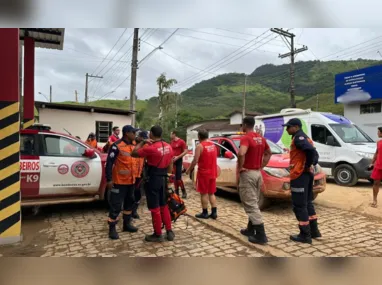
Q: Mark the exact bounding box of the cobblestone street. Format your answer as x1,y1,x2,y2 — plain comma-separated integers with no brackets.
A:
2,180,382,257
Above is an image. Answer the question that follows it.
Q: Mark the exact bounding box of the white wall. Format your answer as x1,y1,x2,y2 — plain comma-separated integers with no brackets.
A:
186,123,204,147
344,102,381,141
38,108,132,146
230,113,242,125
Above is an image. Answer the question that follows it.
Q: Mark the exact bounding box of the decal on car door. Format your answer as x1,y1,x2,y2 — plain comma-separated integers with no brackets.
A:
20,159,40,196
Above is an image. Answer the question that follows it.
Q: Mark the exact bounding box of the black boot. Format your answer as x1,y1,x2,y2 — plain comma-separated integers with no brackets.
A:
132,203,140,219
248,223,268,245
290,225,312,244
181,188,187,199
195,209,209,219
166,230,175,241
108,221,119,240
209,207,217,220
309,219,322,238
240,220,254,237
123,214,139,232
145,233,164,242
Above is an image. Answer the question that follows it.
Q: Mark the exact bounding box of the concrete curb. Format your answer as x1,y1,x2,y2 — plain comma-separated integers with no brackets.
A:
185,208,290,257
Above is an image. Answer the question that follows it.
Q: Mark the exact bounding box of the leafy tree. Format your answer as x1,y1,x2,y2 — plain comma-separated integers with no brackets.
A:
156,73,178,122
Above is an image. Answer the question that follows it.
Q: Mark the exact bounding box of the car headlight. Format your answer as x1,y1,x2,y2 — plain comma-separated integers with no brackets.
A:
263,167,289,178
356,152,374,160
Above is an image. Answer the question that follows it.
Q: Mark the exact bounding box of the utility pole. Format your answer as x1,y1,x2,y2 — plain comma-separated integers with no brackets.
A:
271,28,308,108
49,85,52,102
130,28,139,126
75,90,78,102
242,75,247,119
84,73,103,103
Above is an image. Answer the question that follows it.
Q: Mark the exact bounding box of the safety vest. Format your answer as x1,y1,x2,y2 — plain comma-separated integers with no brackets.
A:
86,139,97,148
290,135,315,180
112,140,135,185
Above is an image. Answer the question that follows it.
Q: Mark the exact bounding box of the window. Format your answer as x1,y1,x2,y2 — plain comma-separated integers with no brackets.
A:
20,134,36,155
96,121,112,143
360,102,381,114
311,125,336,145
43,135,86,157
221,140,236,155
329,124,373,143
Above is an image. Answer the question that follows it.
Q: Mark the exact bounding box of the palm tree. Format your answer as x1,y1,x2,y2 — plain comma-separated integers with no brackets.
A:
156,73,178,122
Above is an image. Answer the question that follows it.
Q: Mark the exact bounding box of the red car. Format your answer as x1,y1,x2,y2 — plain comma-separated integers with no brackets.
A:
20,124,109,207
183,133,326,209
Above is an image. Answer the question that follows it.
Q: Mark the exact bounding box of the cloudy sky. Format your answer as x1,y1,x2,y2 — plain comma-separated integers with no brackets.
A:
30,28,382,103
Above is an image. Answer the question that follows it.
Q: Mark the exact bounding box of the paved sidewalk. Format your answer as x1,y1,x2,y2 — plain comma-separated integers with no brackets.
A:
184,181,382,257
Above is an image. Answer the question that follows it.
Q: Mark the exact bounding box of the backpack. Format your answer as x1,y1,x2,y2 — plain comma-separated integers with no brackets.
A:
163,174,187,226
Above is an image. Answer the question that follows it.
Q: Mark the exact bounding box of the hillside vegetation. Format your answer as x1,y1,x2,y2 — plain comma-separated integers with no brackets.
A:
52,59,381,139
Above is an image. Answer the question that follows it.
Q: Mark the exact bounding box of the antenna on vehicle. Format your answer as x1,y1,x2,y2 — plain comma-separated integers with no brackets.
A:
63,128,72,136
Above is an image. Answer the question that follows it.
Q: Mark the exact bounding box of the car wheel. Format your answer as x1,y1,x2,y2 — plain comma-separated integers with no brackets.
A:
368,179,374,184
258,191,271,210
334,164,358,186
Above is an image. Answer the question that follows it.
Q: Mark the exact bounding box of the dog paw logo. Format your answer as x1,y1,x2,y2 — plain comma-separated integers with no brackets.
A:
71,161,90,178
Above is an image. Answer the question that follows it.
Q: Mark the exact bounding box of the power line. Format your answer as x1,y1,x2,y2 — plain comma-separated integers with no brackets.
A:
174,30,278,90
183,28,287,48
90,28,127,75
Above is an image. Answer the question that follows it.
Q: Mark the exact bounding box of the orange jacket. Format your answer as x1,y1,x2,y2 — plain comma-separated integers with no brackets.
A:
133,144,148,179
105,139,135,185
86,139,98,148
289,131,316,180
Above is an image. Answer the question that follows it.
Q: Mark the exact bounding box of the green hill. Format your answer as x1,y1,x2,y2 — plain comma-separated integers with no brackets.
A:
45,59,382,139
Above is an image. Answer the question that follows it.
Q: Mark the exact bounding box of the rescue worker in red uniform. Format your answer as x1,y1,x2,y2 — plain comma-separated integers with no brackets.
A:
105,125,139,240
103,126,120,153
131,130,149,219
186,129,218,219
283,118,321,244
170,131,188,199
238,117,272,245
132,125,175,242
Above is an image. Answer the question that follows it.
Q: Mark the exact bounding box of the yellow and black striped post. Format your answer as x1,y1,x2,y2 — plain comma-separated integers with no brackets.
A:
0,28,22,244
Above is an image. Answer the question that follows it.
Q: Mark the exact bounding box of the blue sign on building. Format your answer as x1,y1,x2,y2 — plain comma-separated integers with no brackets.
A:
335,64,382,104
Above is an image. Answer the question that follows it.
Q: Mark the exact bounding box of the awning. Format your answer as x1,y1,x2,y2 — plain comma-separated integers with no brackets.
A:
19,28,65,50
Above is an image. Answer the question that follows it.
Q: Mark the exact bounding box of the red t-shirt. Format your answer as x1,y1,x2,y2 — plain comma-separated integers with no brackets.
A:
137,141,173,168
198,141,217,177
240,132,270,170
170,138,187,157
375,140,382,169
108,134,119,144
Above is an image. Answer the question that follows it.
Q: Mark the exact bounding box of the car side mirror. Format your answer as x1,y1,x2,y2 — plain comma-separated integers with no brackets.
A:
224,151,234,159
83,148,95,158
326,136,339,147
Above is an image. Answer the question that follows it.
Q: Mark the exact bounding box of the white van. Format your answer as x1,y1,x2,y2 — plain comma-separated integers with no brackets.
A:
256,108,376,186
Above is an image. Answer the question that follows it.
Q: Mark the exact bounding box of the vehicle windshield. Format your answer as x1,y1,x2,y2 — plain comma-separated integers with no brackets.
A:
329,124,374,143
233,139,283,154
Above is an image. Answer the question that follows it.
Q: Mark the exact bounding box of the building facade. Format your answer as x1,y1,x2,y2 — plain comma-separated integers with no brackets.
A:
35,102,134,145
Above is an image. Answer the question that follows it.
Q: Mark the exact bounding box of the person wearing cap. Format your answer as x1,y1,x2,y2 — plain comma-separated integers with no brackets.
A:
85,132,98,148
132,125,175,242
105,125,139,240
131,130,149,219
283,118,320,244
238,117,272,245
